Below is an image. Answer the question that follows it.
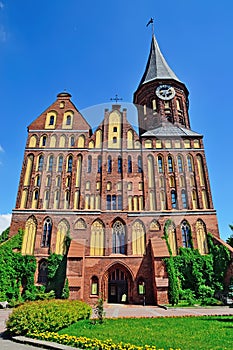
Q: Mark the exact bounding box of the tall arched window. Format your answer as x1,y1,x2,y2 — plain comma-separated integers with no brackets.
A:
112,195,117,210
181,221,192,248
197,154,205,186
196,219,208,254
67,155,73,172
48,155,54,171
118,156,122,173
181,189,188,209
57,155,63,172
177,155,183,172
138,156,142,173
168,156,173,172
66,115,71,125
112,221,126,254
70,136,75,147
106,195,111,210
35,175,41,186
128,155,132,173
87,155,92,173
55,219,69,255
90,220,104,256
97,155,102,173
132,220,145,255
158,156,163,173
41,218,52,247
107,156,112,173
166,221,177,256
22,216,37,255
171,190,177,209
187,155,193,172
118,195,123,210
38,155,44,171
41,135,47,147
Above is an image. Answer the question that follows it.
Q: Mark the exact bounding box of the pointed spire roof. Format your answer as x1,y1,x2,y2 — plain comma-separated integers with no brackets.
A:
139,34,180,86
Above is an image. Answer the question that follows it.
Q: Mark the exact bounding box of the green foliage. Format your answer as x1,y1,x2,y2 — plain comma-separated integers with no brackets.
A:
93,296,105,323
226,225,233,247
164,233,231,305
47,253,67,298
6,299,92,336
61,278,70,299
0,227,10,243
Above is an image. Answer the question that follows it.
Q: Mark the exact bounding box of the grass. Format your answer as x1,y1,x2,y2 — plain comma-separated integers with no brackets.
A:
58,316,233,350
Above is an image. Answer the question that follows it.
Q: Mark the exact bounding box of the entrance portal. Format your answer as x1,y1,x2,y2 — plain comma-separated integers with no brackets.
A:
108,268,128,303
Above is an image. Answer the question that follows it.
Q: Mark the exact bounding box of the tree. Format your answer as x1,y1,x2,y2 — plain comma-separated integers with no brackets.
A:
226,225,233,247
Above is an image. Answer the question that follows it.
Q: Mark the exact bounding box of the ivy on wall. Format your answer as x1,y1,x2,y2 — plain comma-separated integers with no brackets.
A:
164,222,231,305
47,253,68,298
0,229,36,303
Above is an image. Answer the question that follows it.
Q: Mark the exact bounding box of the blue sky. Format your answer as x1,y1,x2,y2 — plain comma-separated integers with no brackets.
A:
0,0,232,241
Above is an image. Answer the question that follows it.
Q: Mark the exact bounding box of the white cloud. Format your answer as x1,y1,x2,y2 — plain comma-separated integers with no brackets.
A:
0,144,4,152
0,2,4,10
0,213,11,233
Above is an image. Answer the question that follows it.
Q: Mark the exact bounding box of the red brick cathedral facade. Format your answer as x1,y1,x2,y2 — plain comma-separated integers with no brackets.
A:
10,35,220,305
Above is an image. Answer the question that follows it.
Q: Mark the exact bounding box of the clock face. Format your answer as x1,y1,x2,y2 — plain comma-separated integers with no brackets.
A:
155,85,176,100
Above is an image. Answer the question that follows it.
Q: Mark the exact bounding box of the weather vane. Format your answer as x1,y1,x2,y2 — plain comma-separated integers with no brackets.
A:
146,17,154,35
110,94,123,103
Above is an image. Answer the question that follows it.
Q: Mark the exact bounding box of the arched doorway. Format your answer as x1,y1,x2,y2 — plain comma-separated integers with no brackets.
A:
107,264,132,304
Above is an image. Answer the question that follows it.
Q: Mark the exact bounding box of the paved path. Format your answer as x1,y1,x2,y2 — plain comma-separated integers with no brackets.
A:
1,305,233,349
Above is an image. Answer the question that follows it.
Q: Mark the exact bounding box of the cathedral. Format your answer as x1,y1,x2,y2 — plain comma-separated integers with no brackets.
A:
9,33,223,305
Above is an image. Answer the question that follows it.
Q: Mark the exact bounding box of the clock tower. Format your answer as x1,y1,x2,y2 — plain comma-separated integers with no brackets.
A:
134,34,191,135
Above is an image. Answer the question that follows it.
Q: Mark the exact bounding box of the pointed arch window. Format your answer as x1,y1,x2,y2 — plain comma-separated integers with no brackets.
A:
97,155,102,173
35,175,41,187
38,155,44,171
158,156,163,173
106,195,111,210
112,195,117,210
87,155,92,173
128,155,132,173
177,155,183,172
107,156,112,173
171,190,177,209
58,155,63,172
22,216,37,255
181,221,192,248
48,155,54,172
132,220,145,255
166,221,177,256
168,156,173,172
118,156,122,173
138,156,142,173
41,218,52,247
112,221,126,254
70,136,75,147
55,219,69,255
67,155,73,172
187,155,193,172
42,135,47,147
90,220,104,256
181,189,188,209
196,220,208,254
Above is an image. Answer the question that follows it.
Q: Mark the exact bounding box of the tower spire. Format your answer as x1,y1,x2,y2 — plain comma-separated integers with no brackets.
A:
138,33,180,87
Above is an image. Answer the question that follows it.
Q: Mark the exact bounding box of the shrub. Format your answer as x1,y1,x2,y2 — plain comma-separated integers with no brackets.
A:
179,289,196,306
6,299,92,336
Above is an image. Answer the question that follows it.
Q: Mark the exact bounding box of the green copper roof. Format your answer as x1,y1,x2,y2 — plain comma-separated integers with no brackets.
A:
139,35,180,86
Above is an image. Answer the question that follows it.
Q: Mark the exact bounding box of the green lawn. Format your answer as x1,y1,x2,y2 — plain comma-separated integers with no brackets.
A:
58,316,233,350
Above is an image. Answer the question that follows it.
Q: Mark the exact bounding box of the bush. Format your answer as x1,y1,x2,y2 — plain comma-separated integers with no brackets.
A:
179,289,196,306
6,299,92,336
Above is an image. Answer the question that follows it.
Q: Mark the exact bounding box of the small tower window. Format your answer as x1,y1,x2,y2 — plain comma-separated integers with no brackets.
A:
42,136,47,147
67,156,73,172
118,156,122,173
138,156,142,173
177,156,183,172
98,155,102,173
128,155,132,173
107,156,112,173
66,115,72,125
171,190,177,209
181,189,188,209
168,156,173,172
113,127,117,132
87,155,92,173
49,116,55,126
58,155,63,172
113,136,117,144
158,156,163,173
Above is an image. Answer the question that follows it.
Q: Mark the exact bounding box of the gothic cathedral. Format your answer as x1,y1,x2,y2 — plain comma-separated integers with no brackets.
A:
9,34,222,304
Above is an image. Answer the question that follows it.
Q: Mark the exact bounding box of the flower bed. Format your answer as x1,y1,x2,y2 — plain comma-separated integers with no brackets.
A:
27,331,181,350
